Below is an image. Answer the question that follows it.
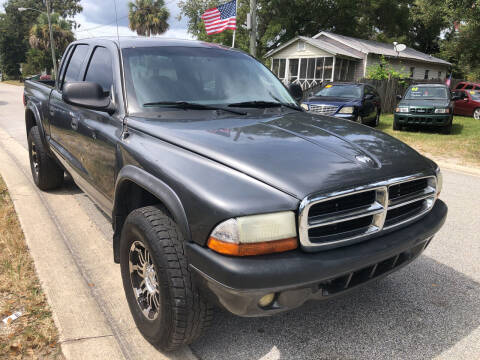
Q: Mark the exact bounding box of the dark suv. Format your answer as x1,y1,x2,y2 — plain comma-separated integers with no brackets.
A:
23,38,447,352
302,82,381,126
394,84,455,134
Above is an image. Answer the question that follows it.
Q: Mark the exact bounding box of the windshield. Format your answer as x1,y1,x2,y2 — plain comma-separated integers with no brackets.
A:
405,86,448,100
468,90,480,101
122,46,296,113
314,84,362,98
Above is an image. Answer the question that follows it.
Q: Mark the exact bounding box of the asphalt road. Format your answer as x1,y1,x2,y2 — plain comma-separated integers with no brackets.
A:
1,82,479,359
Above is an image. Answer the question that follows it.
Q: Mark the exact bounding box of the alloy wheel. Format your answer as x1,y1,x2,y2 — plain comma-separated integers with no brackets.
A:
30,139,39,176
129,240,161,320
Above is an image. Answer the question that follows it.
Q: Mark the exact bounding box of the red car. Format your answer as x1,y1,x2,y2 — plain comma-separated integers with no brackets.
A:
453,89,480,119
454,81,480,91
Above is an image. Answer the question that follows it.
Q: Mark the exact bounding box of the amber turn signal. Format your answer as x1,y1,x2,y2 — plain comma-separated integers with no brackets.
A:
207,237,298,256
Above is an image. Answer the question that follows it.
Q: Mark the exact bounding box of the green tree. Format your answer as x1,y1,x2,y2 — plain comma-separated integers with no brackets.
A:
439,0,480,80
0,0,81,79
29,13,75,74
128,0,170,36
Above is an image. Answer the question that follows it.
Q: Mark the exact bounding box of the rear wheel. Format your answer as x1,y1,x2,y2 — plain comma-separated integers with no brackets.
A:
474,108,480,120
120,206,213,352
27,126,64,190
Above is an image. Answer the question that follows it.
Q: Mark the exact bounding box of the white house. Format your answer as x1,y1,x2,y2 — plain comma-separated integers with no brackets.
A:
266,31,451,89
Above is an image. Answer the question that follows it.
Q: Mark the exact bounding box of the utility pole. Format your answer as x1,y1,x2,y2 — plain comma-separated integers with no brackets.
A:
249,0,257,57
45,0,57,78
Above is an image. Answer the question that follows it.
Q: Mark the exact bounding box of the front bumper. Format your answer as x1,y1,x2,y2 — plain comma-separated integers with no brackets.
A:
187,200,447,317
394,113,452,126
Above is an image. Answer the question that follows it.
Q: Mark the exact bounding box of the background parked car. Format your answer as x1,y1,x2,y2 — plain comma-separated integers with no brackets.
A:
453,89,480,119
301,82,381,127
454,81,480,91
394,84,455,134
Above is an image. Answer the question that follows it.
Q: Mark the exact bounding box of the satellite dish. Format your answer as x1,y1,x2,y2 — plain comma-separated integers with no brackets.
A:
395,43,407,52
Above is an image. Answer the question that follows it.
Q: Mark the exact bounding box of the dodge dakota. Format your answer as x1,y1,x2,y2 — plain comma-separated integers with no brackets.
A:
23,38,447,351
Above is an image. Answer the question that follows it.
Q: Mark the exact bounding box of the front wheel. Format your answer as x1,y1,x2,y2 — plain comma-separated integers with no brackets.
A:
474,108,480,120
120,206,213,352
393,118,401,131
441,121,452,134
371,111,380,127
27,126,64,190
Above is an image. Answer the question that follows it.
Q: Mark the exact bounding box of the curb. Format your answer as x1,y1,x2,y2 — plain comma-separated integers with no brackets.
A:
0,127,197,360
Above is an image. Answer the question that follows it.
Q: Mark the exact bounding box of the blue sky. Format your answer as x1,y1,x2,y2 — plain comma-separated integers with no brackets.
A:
0,0,192,39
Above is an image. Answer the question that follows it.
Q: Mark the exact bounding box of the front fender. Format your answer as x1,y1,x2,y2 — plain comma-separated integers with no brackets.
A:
113,164,191,242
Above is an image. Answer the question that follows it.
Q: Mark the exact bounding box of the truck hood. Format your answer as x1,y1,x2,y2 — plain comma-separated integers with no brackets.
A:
399,99,450,108
128,111,434,199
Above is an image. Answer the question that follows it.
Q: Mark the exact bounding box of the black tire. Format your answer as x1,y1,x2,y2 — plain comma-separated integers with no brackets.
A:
27,126,64,190
120,206,213,352
441,122,452,134
371,110,380,127
393,118,401,131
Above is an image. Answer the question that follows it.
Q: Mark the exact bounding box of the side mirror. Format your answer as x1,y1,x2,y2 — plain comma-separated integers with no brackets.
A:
289,83,303,102
62,82,115,114
364,93,374,100
396,94,403,100
452,95,460,101
308,92,314,98
464,97,469,102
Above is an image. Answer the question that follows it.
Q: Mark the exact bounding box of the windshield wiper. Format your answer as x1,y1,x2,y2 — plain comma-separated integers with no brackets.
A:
143,101,246,115
228,100,302,111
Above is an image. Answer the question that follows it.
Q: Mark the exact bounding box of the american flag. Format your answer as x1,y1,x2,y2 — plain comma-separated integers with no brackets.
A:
202,0,237,35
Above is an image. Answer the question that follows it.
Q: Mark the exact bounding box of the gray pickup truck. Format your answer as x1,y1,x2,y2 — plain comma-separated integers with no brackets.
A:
24,37,447,351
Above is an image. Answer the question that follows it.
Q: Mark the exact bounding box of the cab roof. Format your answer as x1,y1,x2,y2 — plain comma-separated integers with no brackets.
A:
72,37,238,52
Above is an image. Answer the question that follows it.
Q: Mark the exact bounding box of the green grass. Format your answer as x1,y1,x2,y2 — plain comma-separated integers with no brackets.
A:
1,80,23,86
378,114,480,167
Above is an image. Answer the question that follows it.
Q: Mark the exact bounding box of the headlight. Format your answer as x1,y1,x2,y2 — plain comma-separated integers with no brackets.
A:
339,106,354,114
435,108,450,114
395,107,409,113
207,211,298,256
435,167,443,197
301,103,309,111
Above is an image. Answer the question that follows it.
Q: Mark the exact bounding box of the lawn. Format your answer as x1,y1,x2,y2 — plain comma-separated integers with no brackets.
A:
1,80,23,86
0,177,63,359
378,114,480,168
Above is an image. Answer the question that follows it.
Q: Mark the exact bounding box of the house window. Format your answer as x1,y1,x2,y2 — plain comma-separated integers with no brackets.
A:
324,57,333,80
299,58,307,79
438,71,442,78
278,59,286,79
272,59,279,76
315,58,324,80
307,58,315,79
297,41,305,51
424,70,429,79
410,67,415,78
289,59,299,82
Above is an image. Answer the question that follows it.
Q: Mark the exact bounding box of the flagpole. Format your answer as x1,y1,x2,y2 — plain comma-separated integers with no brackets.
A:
231,0,237,47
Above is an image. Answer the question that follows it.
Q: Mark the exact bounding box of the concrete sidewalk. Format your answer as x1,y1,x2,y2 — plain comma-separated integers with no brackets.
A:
0,127,196,359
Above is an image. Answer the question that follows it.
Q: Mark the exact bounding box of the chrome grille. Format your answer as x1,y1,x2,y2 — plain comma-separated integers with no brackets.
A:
298,175,437,251
309,104,338,115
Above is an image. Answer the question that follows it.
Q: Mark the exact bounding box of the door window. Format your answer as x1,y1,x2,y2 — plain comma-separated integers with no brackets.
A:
63,44,89,88
464,84,473,90
84,47,114,93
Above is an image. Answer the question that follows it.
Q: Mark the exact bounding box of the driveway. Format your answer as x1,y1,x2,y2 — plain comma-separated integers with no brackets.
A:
0,82,479,359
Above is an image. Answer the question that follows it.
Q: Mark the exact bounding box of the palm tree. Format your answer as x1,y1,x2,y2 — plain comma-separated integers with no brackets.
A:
128,0,170,36
29,13,74,74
